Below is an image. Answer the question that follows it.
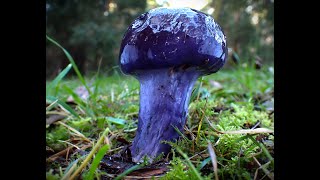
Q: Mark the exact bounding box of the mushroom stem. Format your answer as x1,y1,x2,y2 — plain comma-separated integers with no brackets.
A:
131,68,200,163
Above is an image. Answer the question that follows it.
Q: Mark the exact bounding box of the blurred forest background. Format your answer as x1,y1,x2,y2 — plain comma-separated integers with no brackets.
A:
46,0,274,79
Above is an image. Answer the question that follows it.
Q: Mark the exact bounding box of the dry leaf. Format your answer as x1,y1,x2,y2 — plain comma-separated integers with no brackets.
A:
46,114,66,125
208,141,219,180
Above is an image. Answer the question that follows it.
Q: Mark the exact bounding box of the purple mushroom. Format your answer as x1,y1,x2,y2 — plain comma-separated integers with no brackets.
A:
119,7,227,163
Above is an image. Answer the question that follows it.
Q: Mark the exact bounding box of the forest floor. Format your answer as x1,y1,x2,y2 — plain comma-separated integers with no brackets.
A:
46,60,274,180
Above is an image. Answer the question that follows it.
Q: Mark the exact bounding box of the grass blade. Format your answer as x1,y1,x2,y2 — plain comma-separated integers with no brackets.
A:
46,96,80,118
175,146,203,180
198,157,211,170
190,77,203,103
63,86,96,119
196,77,203,101
46,99,59,111
63,86,86,105
62,154,89,180
172,126,191,143
208,141,219,180
69,128,110,180
46,35,91,95
84,144,110,180
46,63,72,96
247,135,274,162
105,116,126,125
57,121,91,142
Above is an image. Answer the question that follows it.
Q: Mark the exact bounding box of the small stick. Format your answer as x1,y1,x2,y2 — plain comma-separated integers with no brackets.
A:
57,121,92,143
68,128,110,180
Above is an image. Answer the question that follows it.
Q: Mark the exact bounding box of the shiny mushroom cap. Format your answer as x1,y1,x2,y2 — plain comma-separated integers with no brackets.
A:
119,7,227,76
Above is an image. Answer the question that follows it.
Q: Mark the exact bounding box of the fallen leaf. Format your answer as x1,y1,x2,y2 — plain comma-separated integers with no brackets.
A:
128,167,168,177
46,114,66,125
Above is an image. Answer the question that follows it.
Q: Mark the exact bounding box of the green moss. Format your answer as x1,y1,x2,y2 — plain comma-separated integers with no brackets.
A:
217,102,273,131
161,155,213,180
46,125,70,151
46,169,61,180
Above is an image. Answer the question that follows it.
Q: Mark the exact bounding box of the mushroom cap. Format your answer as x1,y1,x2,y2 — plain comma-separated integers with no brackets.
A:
119,7,227,75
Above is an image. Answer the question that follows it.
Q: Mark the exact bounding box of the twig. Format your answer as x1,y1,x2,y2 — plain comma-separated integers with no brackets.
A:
253,157,273,180
46,99,59,111
188,149,207,160
184,126,196,153
220,128,274,135
57,121,92,143
107,146,124,154
47,146,75,162
68,128,110,180
58,140,81,150
247,135,273,162
248,150,263,159
251,121,261,129
205,118,224,134
206,118,273,135
175,147,203,180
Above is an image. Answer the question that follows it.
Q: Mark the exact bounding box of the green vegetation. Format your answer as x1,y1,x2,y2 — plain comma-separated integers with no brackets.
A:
46,36,274,180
